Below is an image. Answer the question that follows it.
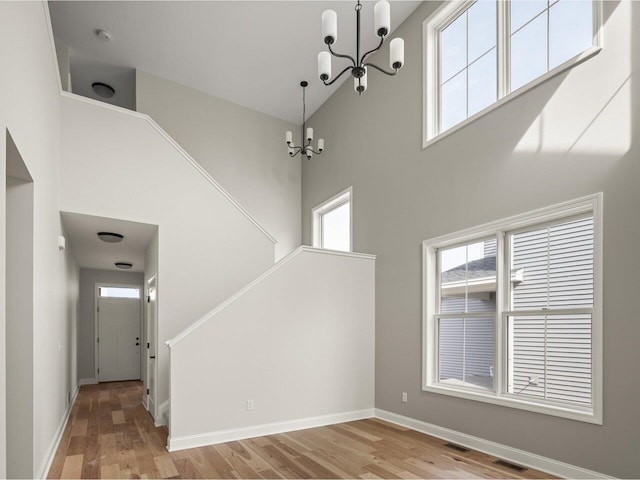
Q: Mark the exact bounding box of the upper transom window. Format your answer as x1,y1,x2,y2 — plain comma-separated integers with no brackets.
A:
424,0,601,145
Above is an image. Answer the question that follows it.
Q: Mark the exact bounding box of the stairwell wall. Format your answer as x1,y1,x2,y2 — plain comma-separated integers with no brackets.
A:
60,95,276,416
168,248,375,448
136,71,301,261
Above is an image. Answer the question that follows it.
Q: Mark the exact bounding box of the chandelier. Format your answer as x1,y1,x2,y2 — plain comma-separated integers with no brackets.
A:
317,0,404,95
285,81,324,160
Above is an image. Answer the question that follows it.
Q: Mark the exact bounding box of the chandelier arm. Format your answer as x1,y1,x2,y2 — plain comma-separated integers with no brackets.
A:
322,66,354,86
306,148,323,155
363,62,398,77
360,36,384,65
287,145,303,156
328,43,356,66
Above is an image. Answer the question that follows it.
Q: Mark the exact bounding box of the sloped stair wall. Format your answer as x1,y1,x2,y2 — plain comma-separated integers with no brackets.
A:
167,246,376,450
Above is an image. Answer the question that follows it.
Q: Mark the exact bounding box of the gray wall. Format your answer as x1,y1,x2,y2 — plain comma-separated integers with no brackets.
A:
136,71,301,260
78,268,144,381
301,1,640,477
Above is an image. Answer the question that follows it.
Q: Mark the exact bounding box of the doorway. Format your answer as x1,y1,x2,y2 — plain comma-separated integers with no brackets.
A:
95,284,142,382
5,130,34,478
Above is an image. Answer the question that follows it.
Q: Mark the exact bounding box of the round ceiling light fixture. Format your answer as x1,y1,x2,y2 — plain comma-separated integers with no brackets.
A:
92,82,115,98
115,262,133,270
92,82,115,99
96,29,111,41
97,232,124,243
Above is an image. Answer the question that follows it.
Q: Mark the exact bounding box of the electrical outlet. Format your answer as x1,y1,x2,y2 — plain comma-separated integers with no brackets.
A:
402,392,408,403
246,400,254,411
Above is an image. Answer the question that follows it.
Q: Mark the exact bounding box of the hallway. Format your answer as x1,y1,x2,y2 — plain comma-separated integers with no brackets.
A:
47,382,553,479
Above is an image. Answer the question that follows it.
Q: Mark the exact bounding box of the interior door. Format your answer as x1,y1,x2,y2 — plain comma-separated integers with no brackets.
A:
146,278,158,416
98,297,141,382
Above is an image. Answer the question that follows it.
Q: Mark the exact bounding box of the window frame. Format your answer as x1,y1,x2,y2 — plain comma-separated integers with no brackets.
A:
312,186,353,252
422,193,603,424
423,0,603,148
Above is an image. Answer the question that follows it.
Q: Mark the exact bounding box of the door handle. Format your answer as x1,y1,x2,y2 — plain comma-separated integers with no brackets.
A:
150,356,156,359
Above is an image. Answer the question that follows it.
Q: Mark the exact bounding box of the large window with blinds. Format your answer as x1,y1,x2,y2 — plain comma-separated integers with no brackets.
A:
423,194,602,423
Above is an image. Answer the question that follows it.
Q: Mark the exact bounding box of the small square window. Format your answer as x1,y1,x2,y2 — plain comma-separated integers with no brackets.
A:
312,188,352,252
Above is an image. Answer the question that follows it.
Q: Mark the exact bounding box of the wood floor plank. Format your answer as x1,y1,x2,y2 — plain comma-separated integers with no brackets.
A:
112,410,126,425
60,454,84,479
48,382,555,480
154,455,180,479
99,463,120,479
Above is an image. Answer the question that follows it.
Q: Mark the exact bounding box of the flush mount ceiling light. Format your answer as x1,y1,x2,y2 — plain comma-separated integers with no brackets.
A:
95,29,111,42
97,232,124,243
285,81,324,160
91,82,115,99
115,262,133,270
318,0,404,95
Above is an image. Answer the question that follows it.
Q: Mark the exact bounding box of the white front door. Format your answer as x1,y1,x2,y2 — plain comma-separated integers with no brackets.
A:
146,277,158,416
98,297,141,382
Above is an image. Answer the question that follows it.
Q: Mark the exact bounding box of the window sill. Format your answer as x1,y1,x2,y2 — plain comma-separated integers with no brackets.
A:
422,46,602,150
423,382,602,425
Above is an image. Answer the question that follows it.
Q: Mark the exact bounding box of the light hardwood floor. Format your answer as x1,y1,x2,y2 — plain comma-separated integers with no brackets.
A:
48,382,554,479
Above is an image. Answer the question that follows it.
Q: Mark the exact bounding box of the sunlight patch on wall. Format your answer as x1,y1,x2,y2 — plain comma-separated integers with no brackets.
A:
514,0,632,158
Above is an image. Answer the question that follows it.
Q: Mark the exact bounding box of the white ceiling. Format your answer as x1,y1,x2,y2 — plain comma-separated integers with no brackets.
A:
61,212,157,273
48,1,421,124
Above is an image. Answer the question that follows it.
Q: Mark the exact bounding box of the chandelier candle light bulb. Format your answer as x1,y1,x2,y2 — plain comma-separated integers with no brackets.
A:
318,52,332,81
322,10,338,44
355,67,368,94
374,0,390,36
390,38,404,69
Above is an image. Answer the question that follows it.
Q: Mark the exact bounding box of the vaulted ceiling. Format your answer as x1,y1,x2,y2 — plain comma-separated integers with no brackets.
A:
48,1,421,124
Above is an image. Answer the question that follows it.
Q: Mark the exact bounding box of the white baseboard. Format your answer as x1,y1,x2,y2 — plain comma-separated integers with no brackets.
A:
375,409,613,479
168,408,375,452
35,386,80,479
78,378,97,386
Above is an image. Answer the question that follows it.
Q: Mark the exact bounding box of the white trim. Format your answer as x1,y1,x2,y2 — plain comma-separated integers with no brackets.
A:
166,246,375,347
423,0,603,149
167,409,375,452
312,186,353,252
94,282,144,383
42,1,63,93
60,92,277,245
374,409,614,479
78,378,97,386
145,275,159,422
35,386,80,479
422,193,603,424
